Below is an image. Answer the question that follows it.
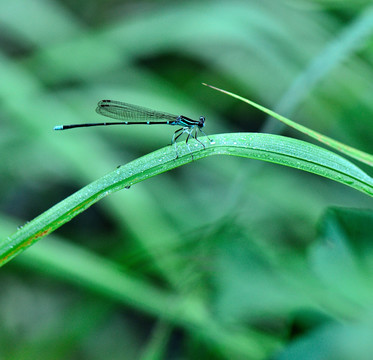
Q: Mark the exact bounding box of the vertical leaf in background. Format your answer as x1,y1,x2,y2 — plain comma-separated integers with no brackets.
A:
266,4,373,128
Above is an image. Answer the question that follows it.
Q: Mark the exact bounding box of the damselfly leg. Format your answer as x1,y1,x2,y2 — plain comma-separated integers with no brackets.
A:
171,126,208,159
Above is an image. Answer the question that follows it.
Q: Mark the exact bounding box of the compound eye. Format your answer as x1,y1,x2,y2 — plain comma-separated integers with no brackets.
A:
198,116,205,127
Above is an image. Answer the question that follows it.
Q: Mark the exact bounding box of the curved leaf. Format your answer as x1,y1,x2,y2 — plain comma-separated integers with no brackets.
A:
1,132,373,267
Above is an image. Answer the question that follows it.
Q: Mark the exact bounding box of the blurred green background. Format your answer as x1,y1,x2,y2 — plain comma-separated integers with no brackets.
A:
1,0,373,359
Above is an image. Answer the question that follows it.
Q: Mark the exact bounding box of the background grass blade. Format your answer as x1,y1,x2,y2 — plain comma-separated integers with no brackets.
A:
204,83,373,167
265,4,373,130
0,216,280,360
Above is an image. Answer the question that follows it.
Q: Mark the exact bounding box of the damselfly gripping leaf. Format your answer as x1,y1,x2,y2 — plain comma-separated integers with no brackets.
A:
54,100,213,158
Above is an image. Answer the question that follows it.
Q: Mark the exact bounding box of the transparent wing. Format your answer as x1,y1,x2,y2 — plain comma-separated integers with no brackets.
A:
96,100,178,122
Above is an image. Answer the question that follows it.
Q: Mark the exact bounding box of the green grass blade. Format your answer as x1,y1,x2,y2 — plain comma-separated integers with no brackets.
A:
2,132,373,267
9,233,280,359
270,4,373,118
203,83,373,167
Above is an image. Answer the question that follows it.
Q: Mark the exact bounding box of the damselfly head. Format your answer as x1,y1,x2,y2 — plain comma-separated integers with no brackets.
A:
198,116,206,128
